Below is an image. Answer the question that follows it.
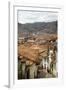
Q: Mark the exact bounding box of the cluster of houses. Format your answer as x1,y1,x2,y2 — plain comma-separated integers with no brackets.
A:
18,33,57,79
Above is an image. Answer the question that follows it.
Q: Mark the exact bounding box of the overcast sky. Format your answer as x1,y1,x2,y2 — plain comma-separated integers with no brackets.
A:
18,10,58,24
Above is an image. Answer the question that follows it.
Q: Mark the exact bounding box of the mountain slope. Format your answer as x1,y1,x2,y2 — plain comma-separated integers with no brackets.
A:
18,21,57,36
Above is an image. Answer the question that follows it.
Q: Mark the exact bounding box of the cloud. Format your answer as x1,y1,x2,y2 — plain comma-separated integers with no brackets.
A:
18,11,58,24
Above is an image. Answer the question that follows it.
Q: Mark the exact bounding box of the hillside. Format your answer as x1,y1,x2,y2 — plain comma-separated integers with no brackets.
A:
18,21,57,37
